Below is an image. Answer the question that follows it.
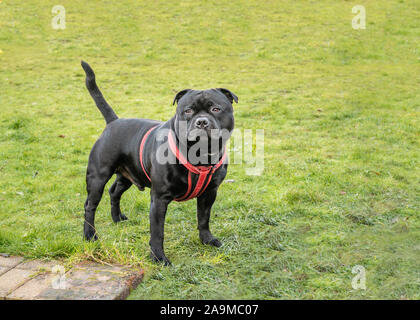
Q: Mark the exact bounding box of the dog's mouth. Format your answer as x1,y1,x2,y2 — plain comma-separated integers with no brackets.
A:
187,127,215,137
185,134,225,163
175,124,231,165
187,127,215,140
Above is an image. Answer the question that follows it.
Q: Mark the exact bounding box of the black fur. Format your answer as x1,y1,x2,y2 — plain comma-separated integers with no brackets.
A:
81,61,237,265
81,61,118,124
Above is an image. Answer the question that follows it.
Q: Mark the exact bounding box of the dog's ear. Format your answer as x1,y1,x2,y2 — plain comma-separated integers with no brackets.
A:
216,88,238,104
173,89,191,105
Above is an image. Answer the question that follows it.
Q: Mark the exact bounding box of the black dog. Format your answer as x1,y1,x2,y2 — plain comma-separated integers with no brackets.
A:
81,61,237,265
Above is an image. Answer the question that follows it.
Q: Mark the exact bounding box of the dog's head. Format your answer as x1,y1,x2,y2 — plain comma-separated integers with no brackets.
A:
173,88,237,161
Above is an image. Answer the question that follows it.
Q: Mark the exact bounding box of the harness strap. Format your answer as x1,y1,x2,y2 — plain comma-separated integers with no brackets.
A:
168,130,226,202
174,171,193,201
139,125,158,182
139,127,226,202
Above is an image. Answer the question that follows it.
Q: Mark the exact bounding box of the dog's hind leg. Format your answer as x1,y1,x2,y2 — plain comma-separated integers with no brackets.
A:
84,165,114,241
109,173,132,222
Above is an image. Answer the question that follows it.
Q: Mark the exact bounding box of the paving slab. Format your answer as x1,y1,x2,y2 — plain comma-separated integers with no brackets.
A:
0,256,144,300
0,268,36,297
40,265,140,300
0,267,10,277
7,273,56,300
16,260,59,271
0,256,23,268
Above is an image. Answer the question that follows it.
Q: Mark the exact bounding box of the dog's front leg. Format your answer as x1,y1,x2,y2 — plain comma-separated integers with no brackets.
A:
197,187,222,247
149,192,171,265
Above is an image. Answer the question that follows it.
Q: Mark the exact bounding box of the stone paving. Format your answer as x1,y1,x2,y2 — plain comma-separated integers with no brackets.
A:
0,254,144,300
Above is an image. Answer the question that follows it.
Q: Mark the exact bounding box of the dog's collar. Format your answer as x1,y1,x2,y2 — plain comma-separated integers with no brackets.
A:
139,126,226,202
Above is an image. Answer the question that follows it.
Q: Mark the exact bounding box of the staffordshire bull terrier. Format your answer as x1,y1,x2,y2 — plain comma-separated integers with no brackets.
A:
81,61,237,265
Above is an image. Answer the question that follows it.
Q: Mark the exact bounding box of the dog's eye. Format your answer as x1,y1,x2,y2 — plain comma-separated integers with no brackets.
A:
184,108,193,114
211,107,221,113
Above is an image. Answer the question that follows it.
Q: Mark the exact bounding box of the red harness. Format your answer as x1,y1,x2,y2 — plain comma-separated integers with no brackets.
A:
139,126,227,202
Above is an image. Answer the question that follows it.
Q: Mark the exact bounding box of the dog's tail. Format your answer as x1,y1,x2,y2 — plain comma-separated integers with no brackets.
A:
81,61,118,124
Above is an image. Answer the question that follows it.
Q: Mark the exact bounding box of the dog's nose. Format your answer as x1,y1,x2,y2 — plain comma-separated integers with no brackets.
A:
195,117,209,129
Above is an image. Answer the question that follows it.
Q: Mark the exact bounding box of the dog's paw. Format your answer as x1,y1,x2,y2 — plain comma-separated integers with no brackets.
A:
208,238,222,247
150,252,172,266
112,213,128,223
200,237,222,247
84,231,98,242
83,223,98,241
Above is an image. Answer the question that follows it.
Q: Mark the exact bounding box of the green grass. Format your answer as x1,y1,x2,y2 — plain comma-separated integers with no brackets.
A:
0,0,419,299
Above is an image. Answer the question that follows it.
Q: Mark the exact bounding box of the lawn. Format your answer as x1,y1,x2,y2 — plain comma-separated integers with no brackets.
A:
0,0,419,299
